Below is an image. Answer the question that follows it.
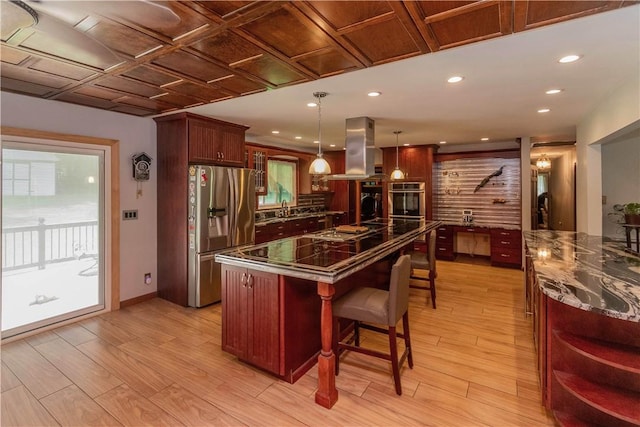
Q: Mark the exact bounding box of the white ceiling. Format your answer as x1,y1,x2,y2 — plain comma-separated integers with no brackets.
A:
184,6,640,153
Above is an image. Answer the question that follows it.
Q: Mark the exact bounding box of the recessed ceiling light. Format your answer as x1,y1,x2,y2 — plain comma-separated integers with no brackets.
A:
545,89,563,95
559,55,581,63
271,130,279,134
329,144,336,147
481,137,489,141
307,102,317,107
538,108,551,113
447,76,464,83
439,141,447,144
313,140,319,144
367,91,381,97
295,136,302,140
343,147,346,150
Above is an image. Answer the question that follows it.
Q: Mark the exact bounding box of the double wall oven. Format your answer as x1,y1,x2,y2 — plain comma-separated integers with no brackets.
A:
388,181,426,238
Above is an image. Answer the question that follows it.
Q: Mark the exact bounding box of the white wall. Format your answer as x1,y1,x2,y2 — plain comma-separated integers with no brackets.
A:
601,128,640,238
576,76,640,235
1,92,157,302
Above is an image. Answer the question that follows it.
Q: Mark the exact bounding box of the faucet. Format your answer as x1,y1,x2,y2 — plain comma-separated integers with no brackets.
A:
281,201,289,217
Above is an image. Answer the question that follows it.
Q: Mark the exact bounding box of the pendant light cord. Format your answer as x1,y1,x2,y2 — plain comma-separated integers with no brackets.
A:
314,92,327,156
394,130,401,168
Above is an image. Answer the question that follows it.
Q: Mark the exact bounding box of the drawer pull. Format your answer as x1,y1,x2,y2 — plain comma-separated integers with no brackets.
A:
501,254,510,257
501,241,511,245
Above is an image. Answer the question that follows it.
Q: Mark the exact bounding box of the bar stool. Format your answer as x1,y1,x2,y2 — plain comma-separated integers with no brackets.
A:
409,231,437,308
332,254,413,395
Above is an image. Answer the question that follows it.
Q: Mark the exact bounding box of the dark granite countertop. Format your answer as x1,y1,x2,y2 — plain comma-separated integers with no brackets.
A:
440,221,521,230
216,219,441,283
523,231,640,322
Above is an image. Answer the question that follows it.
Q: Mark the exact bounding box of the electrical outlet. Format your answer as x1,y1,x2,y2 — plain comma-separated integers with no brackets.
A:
123,210,138,220
144,273,152,285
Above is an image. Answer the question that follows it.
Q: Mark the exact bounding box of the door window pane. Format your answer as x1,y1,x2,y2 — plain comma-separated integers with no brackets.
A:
2,144,104,338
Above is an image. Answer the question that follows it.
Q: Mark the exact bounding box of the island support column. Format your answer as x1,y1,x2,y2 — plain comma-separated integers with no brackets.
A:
315,281,338,408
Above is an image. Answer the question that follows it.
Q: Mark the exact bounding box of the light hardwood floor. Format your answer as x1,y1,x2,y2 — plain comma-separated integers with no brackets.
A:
1,260,556,426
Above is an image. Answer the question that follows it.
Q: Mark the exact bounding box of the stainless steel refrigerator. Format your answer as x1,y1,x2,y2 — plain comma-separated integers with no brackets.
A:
187,166,255,307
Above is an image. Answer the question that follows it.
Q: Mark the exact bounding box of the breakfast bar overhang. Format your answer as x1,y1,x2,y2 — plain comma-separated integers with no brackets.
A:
216,219,441,408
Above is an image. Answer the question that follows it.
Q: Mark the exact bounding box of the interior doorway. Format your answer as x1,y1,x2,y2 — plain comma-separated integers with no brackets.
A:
2,139,107,338
531,144,576,231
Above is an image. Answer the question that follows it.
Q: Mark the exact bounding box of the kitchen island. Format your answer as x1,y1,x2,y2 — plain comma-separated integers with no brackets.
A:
216,218,441,408
523,231,640,425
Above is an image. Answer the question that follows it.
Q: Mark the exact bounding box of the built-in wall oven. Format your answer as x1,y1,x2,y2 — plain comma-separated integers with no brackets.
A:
389,181,426,239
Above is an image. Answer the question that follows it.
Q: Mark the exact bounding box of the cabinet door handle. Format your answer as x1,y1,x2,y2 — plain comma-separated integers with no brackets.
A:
248,274,254,289
241,272,247,287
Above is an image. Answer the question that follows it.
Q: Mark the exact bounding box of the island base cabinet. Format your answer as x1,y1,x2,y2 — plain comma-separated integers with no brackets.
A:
221,265,280,375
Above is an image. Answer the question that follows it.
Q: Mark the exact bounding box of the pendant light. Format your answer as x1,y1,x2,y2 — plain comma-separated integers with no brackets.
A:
390,130,405,180
536,154,551,170
309,91,332,175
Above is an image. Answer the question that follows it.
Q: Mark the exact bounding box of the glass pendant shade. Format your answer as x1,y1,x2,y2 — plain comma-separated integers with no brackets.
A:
309,91,331,175
309,154,331,175
390,167,405,180
390,130,404,180
536,155,551,169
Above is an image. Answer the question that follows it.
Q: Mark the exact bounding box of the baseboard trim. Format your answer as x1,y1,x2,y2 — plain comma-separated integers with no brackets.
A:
120,291,157,308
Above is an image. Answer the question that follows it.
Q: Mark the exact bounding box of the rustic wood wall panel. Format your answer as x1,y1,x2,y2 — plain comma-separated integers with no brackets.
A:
433,156,521,226
0,0,632,116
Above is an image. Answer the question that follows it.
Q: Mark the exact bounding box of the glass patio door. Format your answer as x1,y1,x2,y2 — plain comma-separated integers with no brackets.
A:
2,140,105,338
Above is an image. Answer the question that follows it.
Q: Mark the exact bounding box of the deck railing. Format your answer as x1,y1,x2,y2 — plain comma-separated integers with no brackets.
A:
2,219,99,271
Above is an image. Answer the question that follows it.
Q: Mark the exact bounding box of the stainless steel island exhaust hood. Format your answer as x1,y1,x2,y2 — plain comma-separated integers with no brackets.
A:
326,116,383,180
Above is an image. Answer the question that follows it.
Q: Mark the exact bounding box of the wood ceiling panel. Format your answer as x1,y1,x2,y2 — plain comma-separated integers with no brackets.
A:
240,8,331,58
0,46,30,65
152,50,232,82
297,49,360,77
56,92,118,110
20,31,120,70
117,96,172,113
28,57,96,81
121,65,181,87
514,1,616,31
343,18,422,64
94,76,165,98
73,85,125,101
306,1,394,30
417,1,477,18
429,3,502,48
214,75,265,95
189,31,264,66
110,104,157,116
154,92,206,108
171,81,229,101
1,63,72,90
193,1,256,19
85,19,165,58
234,55,309,86
1,76,56,96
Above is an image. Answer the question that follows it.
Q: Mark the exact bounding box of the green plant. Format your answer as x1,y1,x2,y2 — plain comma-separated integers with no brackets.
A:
624,202,640,215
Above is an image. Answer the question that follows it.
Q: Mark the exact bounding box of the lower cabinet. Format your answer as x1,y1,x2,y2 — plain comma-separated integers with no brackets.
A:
490,228,522,267
221,265,280,374
435,225,455,260
255,217,322,244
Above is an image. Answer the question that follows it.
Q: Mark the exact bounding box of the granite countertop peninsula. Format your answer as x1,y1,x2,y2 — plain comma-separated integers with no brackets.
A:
523,231,640,322
217,219,440,283
441,221,521,230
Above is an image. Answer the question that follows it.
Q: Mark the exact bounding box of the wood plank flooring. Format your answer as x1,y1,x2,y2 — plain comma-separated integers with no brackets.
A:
1,260,556,426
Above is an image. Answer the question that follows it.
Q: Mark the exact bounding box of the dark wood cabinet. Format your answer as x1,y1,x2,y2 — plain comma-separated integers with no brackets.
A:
154,112,248,306
490,228,522,267
221,265,280,374
255,217,323,244
435,225,455,260
245,145,268,195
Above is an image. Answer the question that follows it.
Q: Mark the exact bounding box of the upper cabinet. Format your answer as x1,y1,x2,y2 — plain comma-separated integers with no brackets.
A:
155,112,248,166
246,146,268,195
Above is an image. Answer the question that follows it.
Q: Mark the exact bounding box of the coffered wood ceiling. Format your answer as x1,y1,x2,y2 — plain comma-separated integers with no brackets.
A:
1,0,634,119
